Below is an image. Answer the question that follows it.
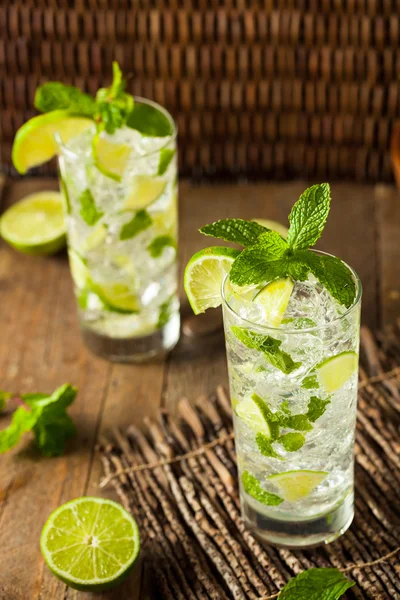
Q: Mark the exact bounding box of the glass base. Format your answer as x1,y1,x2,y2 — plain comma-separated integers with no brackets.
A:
241,492,354,549
81,312,180,363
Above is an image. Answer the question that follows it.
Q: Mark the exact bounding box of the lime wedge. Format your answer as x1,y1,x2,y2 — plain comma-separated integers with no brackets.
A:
93,135,131,182
316,351,358,393
69,250,89,289
0,191,66,255
253,278,294,327
268,470,328,502
40,497,140,591
253,218,289,240
184,246,240,315
122,176,167,211
91,280,139,314
12,110,94,174
236,395,279,440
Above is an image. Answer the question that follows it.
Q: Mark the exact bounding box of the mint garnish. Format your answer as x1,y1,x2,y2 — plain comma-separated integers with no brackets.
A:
278,567,355,600
35,82,96,116
148,235,176,258
279,432,306,452
200,218,268,247
158,149,176,175
95,62,134,134
242,470,283,506
307,396,330,422
120,209,152,241
255,433,283,459
286,183,331,249
79,189,103,226
231,326,301,374
0,384,77,457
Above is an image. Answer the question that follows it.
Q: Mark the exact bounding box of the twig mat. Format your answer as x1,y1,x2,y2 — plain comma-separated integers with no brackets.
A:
99,324,400,600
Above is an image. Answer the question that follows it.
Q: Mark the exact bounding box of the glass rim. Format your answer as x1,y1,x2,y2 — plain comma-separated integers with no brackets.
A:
221,249,362,335
55,95,177,160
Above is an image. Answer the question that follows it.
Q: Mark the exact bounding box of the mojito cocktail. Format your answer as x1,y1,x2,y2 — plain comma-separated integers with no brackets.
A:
184,184,362,547
12,63,179,361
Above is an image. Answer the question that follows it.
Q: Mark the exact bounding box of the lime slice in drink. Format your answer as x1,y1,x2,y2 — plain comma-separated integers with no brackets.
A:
69,250,89,289
12,110,94,174
81,224,108,253
40,497,140,592
253,278,294,327
252,218,289,240
236,395,279,440
0,191,66,255
268,470,328,502
91,280,140,314
93,135,131,182
184,246,240,315
316,351,358,393
122,176,167,211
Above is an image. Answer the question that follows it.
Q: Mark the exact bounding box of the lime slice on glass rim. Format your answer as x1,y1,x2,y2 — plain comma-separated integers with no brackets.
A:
267,470,328,502
40,497,140,592
0,192,66,255
122,175,167,211
12,110,94,174
253,278,294,327
184,246,240,315
236,395,279,440
315,351,358,393
92,135,131,182
252,218,289,240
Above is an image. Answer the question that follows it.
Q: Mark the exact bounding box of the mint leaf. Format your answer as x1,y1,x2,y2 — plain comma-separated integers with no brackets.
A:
120,209,152,240
157,296,174,329
255,433,283,459
34,82,96,116
280,413,313,432
127,102,173,137
79,189,103,226
302,374,319,389
95,62,134,134
278,432,306,451
287,183,331,250
0,384,77,456
229,231,288,285
304,251,356,308
231,327,301,374
158,148,175,175
278,567,355,600
242,470,283,506
200,219,268,247
251,393,280,440
282,317,317,329
307,396,330,422
280,400,291,414
148,235,176,258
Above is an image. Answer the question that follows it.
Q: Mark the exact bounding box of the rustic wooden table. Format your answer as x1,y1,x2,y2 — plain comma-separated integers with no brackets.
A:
1,178,399,600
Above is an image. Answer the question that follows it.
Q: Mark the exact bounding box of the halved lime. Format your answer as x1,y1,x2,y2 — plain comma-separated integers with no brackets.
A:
268,470,328,502
91,280,139,314
12,111,94,174
93,135,131,182
184,246,240,315
40,497,140,591
68,250,89,289
316,351,358,393
253,218,289,240
236,395,279,440
253,278,294,327
0,192,66,255
122,176,167,211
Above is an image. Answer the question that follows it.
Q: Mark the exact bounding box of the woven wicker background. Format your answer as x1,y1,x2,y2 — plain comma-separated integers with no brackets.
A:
2,1,400,181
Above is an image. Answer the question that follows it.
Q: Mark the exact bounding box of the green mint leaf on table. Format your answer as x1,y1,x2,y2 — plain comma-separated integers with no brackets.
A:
286,183,331,250
278,432,306,451
0,384,77,456
34,82,96,116
158,148,176,175
280,413,313,432
120,209,152,240
95,62,134,134
307,396,330,422
127,102,173,137
242,470,283,506
255,433,283,459
79,189,103,226
302,374,319,389
304,251,356,309
278,567,354,600
200,219,268,247
148,235,176,258
231,326,301,374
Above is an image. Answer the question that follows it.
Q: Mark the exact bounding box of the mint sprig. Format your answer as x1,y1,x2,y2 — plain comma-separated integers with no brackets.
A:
278,567,355,599
95,62,134,134
200,219,269,247
287,183,330,249
35,83,96,116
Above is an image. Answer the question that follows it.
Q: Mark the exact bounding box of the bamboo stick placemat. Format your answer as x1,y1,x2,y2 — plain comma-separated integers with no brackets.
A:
99,324,400,599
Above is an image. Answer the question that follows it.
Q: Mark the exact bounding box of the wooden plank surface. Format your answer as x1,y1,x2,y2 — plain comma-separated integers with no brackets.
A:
0,179,396,600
